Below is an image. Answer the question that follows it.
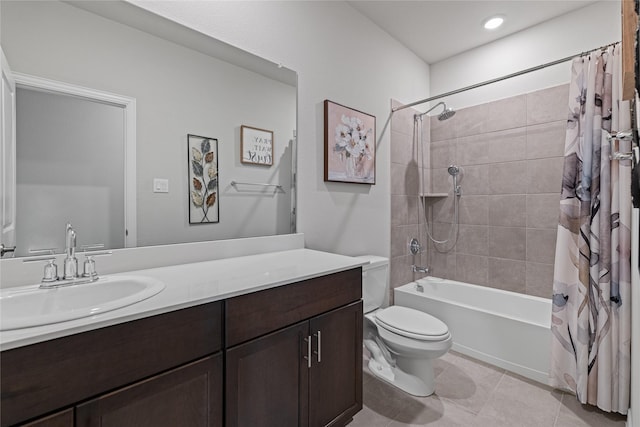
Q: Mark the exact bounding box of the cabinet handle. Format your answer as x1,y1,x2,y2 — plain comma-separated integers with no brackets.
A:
313,331,322,363
303,335,312,368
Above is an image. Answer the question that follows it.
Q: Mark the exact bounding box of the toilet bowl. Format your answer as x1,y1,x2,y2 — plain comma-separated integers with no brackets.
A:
357,255,452,397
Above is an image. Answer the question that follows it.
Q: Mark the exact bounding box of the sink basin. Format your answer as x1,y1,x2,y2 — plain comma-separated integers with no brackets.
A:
0,275,166,331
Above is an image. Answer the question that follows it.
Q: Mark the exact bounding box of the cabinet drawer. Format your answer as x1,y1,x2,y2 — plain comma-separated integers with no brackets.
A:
1,301,223,427
226,268,361,347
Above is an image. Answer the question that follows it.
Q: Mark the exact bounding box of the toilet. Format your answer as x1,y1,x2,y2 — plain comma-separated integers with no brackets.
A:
357,255,452,397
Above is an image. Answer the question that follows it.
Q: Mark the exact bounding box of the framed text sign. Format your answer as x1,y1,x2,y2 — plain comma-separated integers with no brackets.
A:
241,125,273,166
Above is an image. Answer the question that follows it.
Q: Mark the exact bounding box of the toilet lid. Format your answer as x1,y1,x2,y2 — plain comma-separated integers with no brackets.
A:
375,306,449,340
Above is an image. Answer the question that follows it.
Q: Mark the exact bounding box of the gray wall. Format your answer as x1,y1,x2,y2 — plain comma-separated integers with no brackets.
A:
2,0,296,248
15,88,125,256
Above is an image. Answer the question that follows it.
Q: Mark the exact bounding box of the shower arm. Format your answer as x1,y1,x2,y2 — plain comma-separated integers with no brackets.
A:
414,101,446,119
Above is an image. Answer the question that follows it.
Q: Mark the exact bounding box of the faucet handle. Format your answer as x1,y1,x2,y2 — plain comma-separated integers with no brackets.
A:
43,259,59,283
0,244,16,257
408,238,423,255
82,256,98,279
23,255,59,283
81,249,111,279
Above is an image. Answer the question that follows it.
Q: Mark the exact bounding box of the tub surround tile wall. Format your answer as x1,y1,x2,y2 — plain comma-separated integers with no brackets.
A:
426,84,568,298
389,100,430,302
389,85,568,299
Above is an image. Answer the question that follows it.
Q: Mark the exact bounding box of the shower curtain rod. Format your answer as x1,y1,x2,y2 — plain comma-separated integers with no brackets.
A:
392,41,621,113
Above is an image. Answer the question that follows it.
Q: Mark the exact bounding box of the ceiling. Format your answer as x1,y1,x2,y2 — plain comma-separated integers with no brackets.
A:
348,0,599,64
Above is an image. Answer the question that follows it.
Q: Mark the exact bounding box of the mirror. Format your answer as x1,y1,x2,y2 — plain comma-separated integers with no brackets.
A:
0,0,297,257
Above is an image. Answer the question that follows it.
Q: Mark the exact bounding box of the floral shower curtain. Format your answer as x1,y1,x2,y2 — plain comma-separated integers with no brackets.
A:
551,44,632,414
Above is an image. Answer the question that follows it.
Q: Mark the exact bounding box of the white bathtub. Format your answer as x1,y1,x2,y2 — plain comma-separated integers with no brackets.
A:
394,277,552,385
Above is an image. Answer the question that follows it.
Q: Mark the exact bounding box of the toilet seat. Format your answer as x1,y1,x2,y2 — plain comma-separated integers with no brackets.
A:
375,306,449,341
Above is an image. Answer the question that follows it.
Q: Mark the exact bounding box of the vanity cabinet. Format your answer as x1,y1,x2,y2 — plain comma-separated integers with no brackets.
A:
225,268,363,427
1,267,363,427
1,302,223,427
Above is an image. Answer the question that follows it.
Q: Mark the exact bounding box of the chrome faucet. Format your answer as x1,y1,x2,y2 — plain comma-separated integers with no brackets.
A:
63,223,78,280
25,225,111,288
411,265,430,274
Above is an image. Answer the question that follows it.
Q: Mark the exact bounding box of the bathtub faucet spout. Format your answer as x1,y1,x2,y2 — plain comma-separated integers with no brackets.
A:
412,265,430,274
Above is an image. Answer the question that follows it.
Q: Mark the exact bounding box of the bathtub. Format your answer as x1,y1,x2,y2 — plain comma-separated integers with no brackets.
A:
394,277,552,385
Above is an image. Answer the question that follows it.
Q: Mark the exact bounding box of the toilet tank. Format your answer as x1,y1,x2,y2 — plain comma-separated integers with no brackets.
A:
355,255,389,314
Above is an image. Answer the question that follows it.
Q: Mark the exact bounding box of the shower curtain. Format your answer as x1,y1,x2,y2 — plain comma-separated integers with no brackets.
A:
551,44,632,414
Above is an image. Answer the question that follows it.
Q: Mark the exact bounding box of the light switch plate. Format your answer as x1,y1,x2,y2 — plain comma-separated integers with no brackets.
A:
153,178,169,193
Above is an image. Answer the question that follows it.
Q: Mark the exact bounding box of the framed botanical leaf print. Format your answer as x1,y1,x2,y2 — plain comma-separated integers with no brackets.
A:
188,134,219,224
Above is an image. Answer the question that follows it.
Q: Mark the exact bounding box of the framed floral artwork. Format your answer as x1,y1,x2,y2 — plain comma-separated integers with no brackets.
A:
324,100,376,184
188,134,219,224
241,125,274,166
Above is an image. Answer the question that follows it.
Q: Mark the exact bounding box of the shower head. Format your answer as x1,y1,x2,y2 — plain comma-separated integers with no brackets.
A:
415,101,456,121
447,165,459,176
439,107,456,121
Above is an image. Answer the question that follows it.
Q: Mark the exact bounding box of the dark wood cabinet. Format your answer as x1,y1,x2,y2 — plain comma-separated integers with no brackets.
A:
225,268,363,427
309,302,363,427
1,303,223,427
1,302,223,427
19,410,73,427
76,355,222,427
2,267,362,427
226,322,309,427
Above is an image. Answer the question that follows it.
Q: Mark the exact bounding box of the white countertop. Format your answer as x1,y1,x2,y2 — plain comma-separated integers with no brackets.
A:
0,249,366,351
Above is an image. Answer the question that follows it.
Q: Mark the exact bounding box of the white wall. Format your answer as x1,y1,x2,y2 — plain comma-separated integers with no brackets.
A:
430,1,621,109
131,0,432,257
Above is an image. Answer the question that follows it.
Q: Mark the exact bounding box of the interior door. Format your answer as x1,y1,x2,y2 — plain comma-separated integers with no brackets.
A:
0,47,16,258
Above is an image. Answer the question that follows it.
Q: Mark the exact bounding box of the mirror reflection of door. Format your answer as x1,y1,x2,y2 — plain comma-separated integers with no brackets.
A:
15,87,126,256
1,48,17,258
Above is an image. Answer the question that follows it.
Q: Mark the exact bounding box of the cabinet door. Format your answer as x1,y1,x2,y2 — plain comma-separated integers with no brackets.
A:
309,301,363,427
76,355,222,427
226,321,309,427
19,409,73,427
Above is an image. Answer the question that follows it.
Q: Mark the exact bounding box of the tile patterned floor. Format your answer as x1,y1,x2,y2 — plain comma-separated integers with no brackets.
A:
350,351,627,427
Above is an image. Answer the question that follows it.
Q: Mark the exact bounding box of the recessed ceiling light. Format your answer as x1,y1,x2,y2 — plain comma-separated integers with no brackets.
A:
483,15,504,30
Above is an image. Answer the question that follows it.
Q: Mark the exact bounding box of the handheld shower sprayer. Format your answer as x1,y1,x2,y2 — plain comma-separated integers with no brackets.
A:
447,165,462,196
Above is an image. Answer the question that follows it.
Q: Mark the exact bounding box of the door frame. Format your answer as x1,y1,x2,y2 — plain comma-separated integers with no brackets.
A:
1,48,17,255
13,73,137,248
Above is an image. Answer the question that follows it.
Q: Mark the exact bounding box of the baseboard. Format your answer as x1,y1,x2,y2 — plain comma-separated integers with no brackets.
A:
452,343,549,386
